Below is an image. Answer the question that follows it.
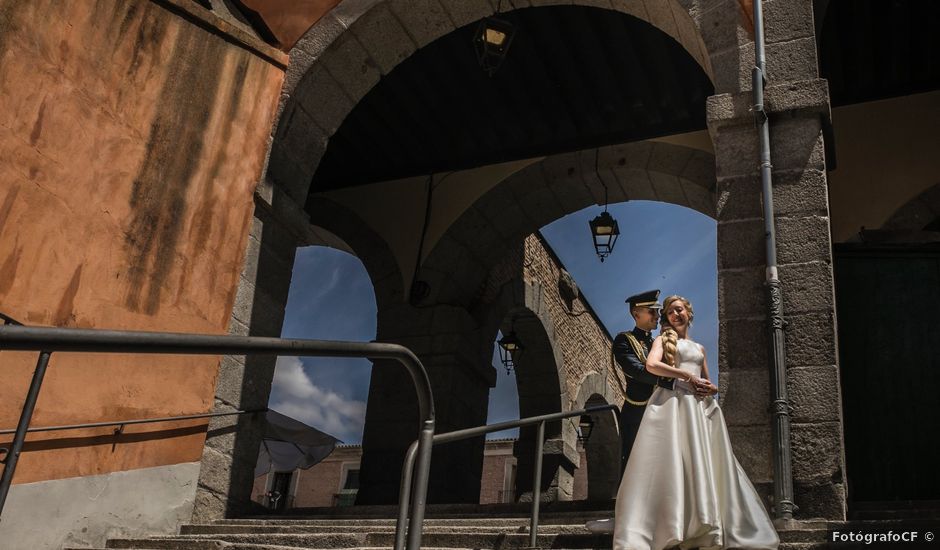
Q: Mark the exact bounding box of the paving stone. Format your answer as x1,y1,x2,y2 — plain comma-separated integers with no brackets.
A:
350,3,418,75
389,0,456,48
717,219,765,269
295,65,354,135
718,368,771,426
441,0,494,29
778,261,834,315
791,422,844,482
787,365,842,424
763,0,815,45
321,32,382,102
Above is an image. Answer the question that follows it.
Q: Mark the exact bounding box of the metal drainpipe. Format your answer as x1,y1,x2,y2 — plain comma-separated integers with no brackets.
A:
751,0,795,521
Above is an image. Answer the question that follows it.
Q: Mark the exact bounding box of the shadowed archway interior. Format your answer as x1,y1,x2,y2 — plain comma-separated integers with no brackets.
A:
308,4,713,195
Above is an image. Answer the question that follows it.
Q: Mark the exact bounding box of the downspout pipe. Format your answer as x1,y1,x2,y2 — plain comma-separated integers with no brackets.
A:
751,0,795,521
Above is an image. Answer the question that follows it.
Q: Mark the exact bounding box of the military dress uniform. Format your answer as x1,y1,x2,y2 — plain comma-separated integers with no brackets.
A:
614,291,673,473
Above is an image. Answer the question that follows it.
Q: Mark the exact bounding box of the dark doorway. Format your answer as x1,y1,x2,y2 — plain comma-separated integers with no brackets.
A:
269,471,294,511
834,243,940,508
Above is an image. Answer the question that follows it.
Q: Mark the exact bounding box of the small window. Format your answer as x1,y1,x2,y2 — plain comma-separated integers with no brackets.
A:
343,468,360,490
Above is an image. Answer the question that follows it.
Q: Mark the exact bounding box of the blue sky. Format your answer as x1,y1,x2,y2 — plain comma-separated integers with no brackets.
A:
268,200,717,443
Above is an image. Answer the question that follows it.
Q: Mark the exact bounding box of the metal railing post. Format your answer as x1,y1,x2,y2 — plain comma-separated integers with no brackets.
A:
393,405,618,550
0,351,52,516
394,440,419,550
405,419,435,550
529,420,545,548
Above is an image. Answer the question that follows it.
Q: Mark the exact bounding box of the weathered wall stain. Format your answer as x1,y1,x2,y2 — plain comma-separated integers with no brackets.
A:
0,240,22,297
54,264,83,326
0,0,284,487
0,1,22,68
178,55,252,311
29,98,46,146
124,24,226,315
0,183,20,238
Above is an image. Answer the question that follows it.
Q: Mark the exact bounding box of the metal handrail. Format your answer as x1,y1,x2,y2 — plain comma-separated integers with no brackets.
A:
0,324,436,550
0,313,22,326
0,408,265,435
394,403,619,550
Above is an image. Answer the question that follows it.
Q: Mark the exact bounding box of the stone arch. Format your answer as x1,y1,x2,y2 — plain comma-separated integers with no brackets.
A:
268,0,739,204
881,182,940,233
420,140,715,307
485,278,568,429
483,277,577,501
305,197,405,309
572,373,621,501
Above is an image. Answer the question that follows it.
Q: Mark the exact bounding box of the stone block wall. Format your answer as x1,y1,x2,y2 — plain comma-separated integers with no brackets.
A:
708,77,847,519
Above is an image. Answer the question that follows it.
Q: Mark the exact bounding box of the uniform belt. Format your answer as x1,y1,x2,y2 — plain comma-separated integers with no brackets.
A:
657,378,676,390
624,395,649,406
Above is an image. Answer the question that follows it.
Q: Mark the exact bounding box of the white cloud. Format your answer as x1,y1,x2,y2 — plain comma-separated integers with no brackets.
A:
269,356,367,442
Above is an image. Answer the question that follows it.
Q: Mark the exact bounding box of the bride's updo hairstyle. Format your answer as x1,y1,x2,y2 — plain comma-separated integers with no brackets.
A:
660,295,694,367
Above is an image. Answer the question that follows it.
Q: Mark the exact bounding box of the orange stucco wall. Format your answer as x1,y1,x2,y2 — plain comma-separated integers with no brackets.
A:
0,0,284,483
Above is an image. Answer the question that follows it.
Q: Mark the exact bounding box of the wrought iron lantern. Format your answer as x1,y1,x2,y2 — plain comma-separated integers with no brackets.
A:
589,210,620,262
497,330,523,374
577,414,595,443
474,16,516,76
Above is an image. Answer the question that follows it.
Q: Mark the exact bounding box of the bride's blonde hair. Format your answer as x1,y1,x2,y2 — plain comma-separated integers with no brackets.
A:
660,295,694,367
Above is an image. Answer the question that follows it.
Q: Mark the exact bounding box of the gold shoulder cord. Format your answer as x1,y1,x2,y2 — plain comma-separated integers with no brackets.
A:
624,333,648,363
622,333,650,406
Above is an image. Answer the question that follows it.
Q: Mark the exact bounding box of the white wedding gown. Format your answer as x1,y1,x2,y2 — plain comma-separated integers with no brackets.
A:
612,339,779,550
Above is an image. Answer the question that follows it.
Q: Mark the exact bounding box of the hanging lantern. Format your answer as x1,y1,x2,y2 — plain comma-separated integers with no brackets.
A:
497,330,523,374
577,414,595,443
589,210,620,262
474,16,516,76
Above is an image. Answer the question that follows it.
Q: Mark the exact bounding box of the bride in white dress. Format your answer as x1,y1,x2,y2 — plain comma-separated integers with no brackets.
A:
612,296,779,550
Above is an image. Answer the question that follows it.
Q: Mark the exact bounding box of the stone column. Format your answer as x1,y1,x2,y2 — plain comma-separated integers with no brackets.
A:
708,78,847,520
514,433,579,503
356,304,496,505
192,195,300,521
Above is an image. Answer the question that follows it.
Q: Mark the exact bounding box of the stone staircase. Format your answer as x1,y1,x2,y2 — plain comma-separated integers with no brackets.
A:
66,502,938,549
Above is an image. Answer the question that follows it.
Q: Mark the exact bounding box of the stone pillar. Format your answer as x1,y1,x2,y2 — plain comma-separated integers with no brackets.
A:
514,433,579,503
192,197,300,521
356,304,496,505
708,78,847,520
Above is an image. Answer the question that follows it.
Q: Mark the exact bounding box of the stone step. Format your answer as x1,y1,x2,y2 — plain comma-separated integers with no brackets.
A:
254,500,615,519
106,531,612,549
209,516,604,526
181,522,829,542
175,517,836,541
100,513,938,550
182,523,591,535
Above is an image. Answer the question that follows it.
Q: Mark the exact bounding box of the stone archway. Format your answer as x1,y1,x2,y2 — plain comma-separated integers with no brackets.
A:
267,0,736,206
227,0,846,520
572,374,621,501
489,280,573,502
343,142,716,504
419,140,715,308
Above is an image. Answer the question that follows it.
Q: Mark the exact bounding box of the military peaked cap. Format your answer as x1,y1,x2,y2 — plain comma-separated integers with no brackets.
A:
626,289,662,309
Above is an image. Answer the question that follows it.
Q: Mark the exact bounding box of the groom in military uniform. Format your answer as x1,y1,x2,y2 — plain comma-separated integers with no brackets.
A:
614,289,674,473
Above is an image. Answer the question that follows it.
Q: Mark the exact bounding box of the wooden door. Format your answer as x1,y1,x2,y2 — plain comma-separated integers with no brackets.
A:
834,244,940,505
